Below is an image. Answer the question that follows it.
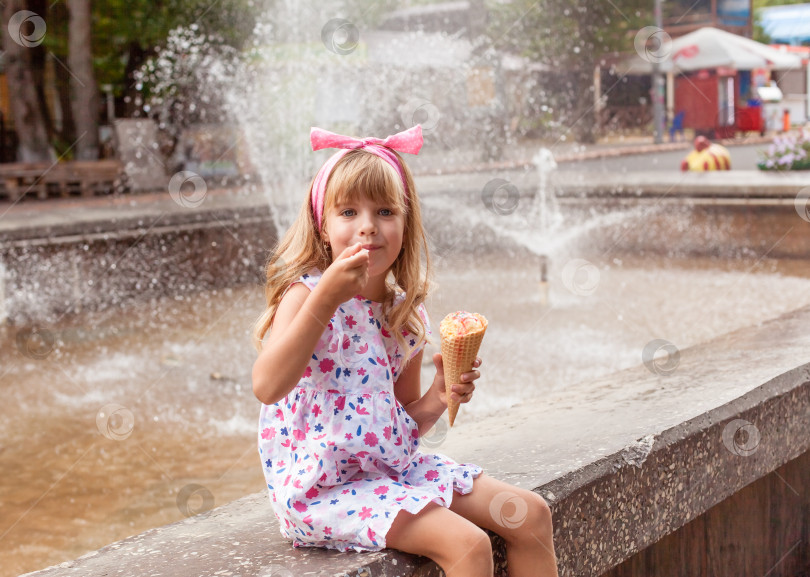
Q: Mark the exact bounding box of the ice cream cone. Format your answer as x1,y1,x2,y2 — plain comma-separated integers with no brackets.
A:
439,312,487,427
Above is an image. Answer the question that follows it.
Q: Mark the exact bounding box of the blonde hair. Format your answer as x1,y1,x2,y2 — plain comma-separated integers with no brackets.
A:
252,148,432,371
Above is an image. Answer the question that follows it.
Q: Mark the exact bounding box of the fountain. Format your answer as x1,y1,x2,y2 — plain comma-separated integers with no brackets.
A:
2,3,810,577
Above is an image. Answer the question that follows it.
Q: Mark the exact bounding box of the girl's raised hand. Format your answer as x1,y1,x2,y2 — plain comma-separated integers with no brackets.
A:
318,242,370,307
431,352,481,406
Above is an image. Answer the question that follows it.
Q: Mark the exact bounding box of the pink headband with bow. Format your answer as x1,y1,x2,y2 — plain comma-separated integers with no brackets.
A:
309,125,423,230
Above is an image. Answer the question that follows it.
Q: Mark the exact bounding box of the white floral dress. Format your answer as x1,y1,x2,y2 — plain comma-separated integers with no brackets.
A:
258,269,483,551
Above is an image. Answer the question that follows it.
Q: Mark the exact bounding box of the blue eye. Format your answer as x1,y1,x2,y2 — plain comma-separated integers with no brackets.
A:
379,208,393,216
340,209,356,217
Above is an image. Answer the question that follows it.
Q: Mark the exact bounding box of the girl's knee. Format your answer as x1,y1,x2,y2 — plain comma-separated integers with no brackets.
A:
529,492,553,533
447,524,493,568
502,490,553,544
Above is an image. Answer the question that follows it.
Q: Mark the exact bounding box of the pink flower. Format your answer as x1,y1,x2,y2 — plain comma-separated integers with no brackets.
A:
367,527,377,542
324,526,332,535
359,506,373,520
261,427,276,440
312,404,322,417
319,358,335,373
335,396,346,411
305,487,319,499
383,426,392,440
374,486,389,495
345,433,353,440
345,315,357,328
357,368,366,376
302,366,312,379
293,501,307,512
293,429,306,441
364,432,379,446
439,484,446,492
425,470,439,481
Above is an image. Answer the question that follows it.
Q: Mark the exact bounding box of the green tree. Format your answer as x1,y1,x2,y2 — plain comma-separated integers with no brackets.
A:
92,0,258,117
486,0,648,143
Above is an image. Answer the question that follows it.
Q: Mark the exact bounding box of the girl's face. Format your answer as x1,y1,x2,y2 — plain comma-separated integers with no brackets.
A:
323,195,405,279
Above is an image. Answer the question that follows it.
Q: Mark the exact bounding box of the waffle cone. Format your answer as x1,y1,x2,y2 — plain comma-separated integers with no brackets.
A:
440,313,487,427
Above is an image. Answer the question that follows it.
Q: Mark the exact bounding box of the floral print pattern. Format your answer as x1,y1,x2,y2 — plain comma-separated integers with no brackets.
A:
258,269,482,552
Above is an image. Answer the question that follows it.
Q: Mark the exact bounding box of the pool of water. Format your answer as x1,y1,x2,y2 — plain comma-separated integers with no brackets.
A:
3,249,810,576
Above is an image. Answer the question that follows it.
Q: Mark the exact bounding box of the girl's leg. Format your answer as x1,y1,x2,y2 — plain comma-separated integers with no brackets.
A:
386,502,494,577
449,474,559,577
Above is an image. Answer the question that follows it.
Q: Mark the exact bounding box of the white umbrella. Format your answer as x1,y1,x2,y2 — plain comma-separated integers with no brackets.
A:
668,27,801,71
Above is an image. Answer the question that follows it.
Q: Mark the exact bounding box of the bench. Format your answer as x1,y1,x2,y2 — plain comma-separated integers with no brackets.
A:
0,160,126,202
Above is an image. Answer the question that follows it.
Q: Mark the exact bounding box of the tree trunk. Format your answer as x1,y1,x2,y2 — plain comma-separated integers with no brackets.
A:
67,0,100,160
50,1,77,145
1,0,55,162
29,0,54,141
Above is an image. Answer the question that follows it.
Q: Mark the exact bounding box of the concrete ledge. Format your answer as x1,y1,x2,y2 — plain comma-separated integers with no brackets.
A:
550,170,810,199
24,304,810,577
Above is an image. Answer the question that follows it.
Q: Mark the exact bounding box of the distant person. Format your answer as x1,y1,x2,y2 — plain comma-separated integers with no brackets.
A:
681,136,731,171
251,125,558,576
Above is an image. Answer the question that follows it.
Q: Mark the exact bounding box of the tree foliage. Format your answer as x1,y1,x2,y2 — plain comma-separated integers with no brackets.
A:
485,0,648,142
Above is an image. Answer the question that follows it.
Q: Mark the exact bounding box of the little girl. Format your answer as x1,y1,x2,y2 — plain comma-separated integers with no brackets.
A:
252,125,558,577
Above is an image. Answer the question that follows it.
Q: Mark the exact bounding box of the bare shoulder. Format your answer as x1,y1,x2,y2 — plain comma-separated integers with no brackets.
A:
266,282,311,342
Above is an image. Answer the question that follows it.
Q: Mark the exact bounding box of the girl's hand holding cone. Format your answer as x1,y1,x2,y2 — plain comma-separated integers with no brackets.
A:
431,352,481,409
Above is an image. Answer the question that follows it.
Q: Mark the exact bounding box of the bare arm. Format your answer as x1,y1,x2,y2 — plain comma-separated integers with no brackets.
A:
252,243,370,405
252,283,338,405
